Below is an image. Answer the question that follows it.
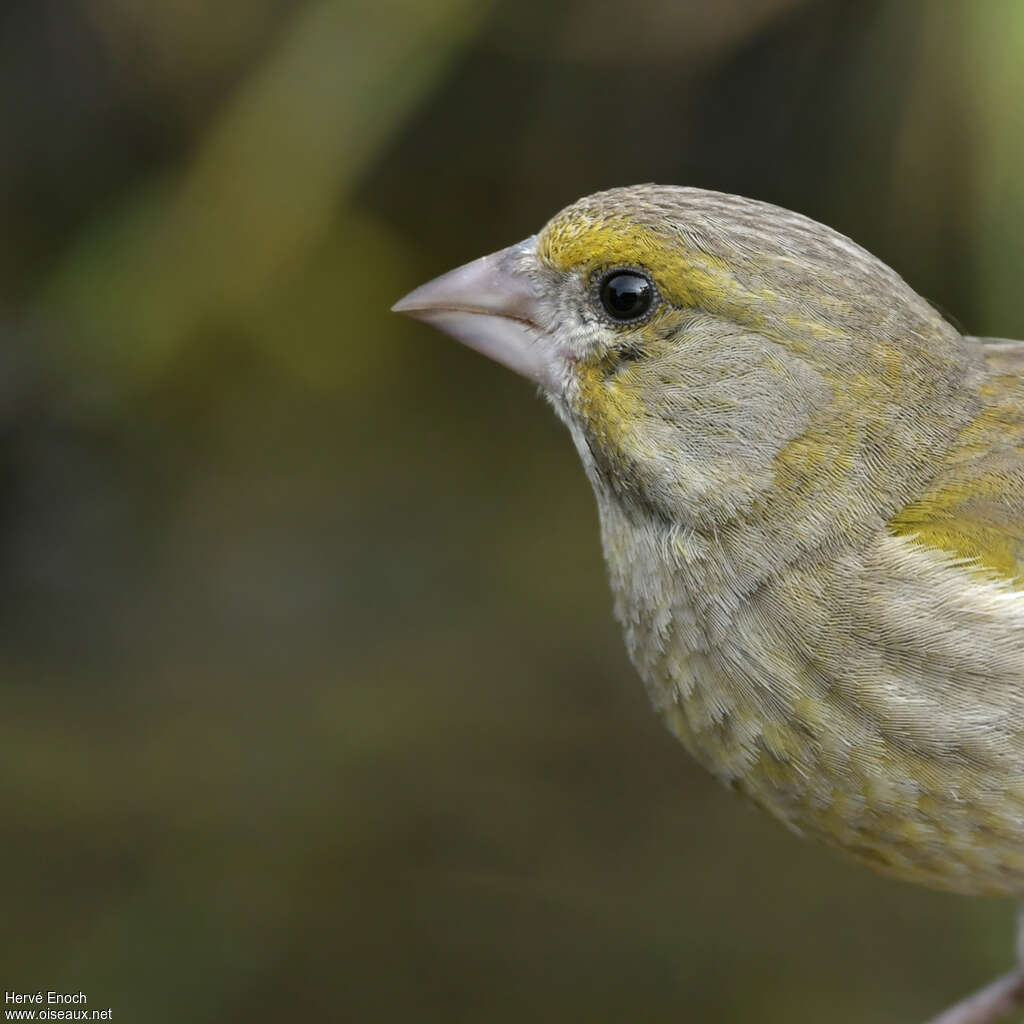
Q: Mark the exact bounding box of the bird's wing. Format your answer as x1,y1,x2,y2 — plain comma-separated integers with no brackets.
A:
978,336,1024,374
887,337,1024,586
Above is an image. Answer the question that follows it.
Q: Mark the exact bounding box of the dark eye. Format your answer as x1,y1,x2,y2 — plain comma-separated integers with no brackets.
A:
599,270,654,322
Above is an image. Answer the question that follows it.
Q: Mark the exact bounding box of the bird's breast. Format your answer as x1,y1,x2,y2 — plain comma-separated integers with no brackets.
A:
598,497,1024,895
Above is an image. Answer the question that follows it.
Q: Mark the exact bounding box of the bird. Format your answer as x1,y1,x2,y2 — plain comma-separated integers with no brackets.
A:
392,184,1024,1024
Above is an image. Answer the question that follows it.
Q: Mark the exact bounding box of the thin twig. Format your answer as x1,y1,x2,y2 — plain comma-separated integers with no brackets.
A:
922,970,1024,1024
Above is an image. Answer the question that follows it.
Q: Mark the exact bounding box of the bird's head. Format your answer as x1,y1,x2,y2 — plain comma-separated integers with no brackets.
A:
395,185,974,538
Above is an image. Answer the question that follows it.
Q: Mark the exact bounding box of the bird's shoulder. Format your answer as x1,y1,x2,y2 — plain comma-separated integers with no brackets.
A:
886,337,1024,586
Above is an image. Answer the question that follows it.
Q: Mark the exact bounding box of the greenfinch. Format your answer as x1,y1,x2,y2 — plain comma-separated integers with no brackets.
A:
394,185,1024,1024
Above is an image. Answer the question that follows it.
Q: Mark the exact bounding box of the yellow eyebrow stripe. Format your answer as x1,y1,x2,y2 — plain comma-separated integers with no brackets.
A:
539,216,764,321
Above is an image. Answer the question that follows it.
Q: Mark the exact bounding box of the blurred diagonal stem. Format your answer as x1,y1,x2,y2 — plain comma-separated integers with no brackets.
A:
38,0,491,390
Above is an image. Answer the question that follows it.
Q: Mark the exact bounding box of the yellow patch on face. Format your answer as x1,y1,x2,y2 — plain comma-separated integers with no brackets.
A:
571,359,645,457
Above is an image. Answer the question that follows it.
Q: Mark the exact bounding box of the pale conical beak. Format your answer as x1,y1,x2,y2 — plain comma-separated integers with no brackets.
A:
392,236,559,390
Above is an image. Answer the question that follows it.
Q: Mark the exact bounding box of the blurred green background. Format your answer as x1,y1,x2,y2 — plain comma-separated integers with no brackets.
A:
3,1,1024,1020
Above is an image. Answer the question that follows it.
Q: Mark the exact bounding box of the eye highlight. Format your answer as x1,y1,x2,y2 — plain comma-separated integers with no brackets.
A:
598,269,656,323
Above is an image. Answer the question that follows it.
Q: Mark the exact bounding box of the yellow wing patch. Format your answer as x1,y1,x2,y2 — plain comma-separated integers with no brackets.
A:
888,355,1024,588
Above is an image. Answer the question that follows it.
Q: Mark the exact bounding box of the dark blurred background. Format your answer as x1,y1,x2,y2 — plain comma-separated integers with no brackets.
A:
2,1,1023,1020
